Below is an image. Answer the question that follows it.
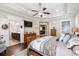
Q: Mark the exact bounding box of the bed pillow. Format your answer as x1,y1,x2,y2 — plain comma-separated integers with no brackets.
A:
63,33,71,44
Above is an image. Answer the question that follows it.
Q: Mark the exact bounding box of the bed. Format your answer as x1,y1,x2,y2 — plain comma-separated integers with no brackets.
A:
27,36,57,56
27,34,79,56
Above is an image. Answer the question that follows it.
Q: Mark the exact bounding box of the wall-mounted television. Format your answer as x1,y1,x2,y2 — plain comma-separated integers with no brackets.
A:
24,21,32,27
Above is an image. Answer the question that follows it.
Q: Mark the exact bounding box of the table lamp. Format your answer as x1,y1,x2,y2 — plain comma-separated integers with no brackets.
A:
72,27,78,34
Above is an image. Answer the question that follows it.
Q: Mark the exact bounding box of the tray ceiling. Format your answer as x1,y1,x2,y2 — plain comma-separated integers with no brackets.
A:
0,3,79,19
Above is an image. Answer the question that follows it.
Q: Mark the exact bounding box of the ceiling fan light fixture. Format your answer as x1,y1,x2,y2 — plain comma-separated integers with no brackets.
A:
39,12,43,15
32,3,50,18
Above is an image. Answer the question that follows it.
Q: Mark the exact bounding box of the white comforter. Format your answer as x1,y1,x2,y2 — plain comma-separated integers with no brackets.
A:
56,42,76,56
30,36,55,51
67,36,79,48
29,36,77,56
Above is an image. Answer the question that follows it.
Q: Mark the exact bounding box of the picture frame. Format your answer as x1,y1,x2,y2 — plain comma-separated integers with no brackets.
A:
61,21,70,33
2,24,8,30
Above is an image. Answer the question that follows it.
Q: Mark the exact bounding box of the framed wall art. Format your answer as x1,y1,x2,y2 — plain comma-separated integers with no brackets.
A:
61,21,70,33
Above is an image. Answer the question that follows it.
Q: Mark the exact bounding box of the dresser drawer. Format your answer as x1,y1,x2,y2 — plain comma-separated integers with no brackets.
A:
24,33,36,46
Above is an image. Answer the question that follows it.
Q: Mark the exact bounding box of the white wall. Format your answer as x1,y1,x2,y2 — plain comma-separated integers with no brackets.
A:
24,18,51,36
0,12,24,47
0,10,76,47
8,15,24,43
75,12,79,28
32,18,51,35
0,18,9,47
49,17,75,37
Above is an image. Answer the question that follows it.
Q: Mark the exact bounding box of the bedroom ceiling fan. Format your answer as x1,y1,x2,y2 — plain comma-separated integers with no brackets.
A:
32,3,50,17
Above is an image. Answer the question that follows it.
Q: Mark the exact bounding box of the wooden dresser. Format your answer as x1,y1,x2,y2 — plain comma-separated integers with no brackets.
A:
51,28,56,36
24,33,36,46
12,33,20,41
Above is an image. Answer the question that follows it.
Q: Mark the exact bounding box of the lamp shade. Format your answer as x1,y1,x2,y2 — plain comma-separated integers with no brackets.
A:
72,27,78,32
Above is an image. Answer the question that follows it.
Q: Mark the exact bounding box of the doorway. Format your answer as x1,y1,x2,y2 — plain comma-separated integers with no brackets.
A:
39,22,49,37
9,20,21,46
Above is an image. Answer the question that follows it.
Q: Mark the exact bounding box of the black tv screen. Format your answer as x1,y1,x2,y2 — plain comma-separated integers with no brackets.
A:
24,21,32,27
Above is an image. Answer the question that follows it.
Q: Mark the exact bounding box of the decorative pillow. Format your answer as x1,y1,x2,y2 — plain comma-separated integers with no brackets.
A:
63,33,71,44
59,33,65,41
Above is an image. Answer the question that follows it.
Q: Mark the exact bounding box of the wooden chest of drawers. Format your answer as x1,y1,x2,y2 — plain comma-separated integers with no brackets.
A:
12,33,20,41
24,33,36,46
51,28,56,36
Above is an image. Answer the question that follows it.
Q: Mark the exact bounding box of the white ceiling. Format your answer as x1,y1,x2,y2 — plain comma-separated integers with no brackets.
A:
0,3,79,19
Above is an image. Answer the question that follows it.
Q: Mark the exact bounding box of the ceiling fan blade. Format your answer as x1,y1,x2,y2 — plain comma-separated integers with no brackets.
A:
32,10,38,12
33,13,38,16
43,7,47,11
43,12,50,14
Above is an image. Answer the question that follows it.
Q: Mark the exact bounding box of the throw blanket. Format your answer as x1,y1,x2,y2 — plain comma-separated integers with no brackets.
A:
28,36,57,56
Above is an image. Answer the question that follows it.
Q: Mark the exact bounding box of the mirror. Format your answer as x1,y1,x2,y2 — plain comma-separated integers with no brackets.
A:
2,24,8,29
